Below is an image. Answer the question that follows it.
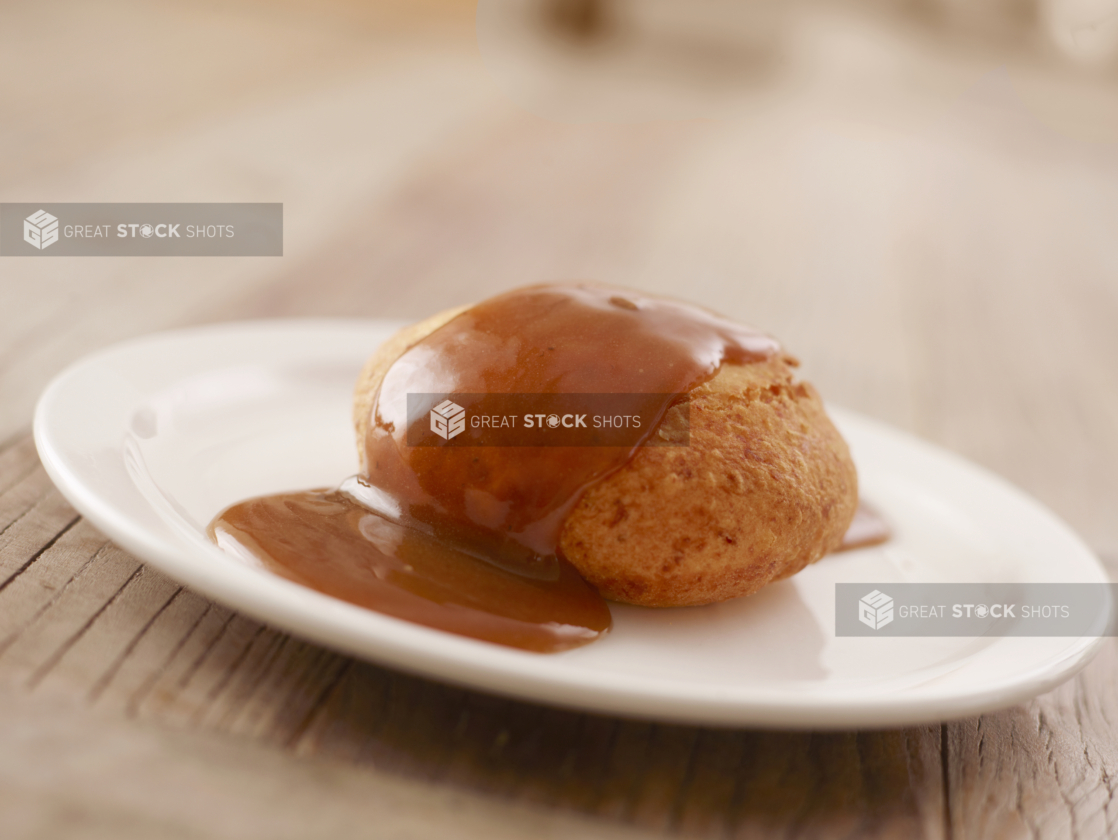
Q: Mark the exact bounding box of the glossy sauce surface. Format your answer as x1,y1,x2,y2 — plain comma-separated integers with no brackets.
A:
209,488,610,653
363,285,780,557
209,285,796,652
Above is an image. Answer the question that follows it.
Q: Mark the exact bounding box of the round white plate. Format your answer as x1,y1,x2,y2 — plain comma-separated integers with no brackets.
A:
33,320,1107,729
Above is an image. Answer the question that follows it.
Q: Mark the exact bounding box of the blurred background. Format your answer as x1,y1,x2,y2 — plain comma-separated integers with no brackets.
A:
3,0,1118,562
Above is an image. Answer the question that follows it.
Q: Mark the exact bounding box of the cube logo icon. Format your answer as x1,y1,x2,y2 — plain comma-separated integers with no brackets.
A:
24,210,59,250
430,399,466,440
858,590,894,630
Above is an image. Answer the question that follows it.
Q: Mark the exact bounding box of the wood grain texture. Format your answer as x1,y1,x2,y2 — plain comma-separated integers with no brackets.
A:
3,0,1118,836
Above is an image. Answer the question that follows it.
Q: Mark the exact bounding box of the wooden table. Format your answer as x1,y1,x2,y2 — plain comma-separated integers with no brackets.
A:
4,2,1118,836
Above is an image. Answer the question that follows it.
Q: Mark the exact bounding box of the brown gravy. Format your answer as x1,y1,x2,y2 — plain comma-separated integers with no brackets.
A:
207,285,879,652
360,285,780,558
209,487,610,652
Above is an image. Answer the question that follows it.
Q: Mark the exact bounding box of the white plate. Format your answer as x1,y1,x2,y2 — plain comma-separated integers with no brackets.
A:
33,320,1108,729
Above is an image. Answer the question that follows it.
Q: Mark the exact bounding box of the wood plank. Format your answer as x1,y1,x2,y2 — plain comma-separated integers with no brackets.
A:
45,565,183,699
291,660,395,764
0,519,110,653
674,729,750,836
94,586,210,712
625,724,701,831
192,626,290,732
717,728,946,840
215,639,350,745
164,615,270,728
0,686,654,840
0,435,41,496
0,473,73,568
2,544,140,689
132,601,237,723
218,116,703,324
946,641,1118,840
357,669,467,783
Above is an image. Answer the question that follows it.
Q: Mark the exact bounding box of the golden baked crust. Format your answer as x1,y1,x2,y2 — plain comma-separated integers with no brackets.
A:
558,358,857,606
354,306,857,607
